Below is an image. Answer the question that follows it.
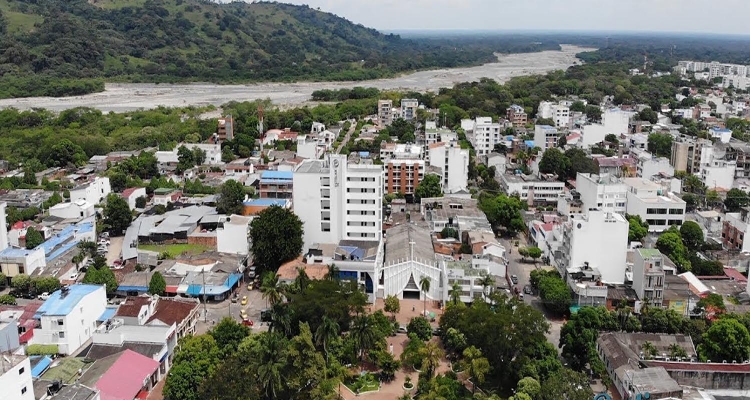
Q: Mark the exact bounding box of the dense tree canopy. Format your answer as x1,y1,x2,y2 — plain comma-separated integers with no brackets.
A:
415,174,443,201
103,193,132,235
249,206,303,272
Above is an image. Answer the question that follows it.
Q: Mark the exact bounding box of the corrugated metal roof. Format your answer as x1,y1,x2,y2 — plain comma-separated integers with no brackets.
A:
36,285,103,316
95,350,159,400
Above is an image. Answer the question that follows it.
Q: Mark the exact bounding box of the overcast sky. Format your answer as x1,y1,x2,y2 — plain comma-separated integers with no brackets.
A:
254,0,750,35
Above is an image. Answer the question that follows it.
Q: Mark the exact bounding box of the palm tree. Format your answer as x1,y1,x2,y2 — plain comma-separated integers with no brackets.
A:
668,343,687,360
269,303,292,337
449,282,461,305
419,276,431,316
325,263,340,281
463,346,490,393
642,341,658,360
255,333,287,400
418,341,444,378
294,266,310,292
350,314,376,366
315,315,340,376
261,272,283,306
72,253,84,271
479,275,495,301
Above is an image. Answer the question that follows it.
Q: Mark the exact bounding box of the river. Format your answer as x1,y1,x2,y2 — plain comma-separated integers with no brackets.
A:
0,45,594,113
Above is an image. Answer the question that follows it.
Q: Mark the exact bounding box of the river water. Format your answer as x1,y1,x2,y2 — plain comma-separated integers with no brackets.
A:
0,45,593,113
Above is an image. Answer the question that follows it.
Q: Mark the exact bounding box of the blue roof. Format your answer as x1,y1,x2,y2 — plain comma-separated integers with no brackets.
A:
243,198,288,207
525,140,535,148
185,273,241,296
116,285,148,292
0,247,38,258
260,170,293,180
98,307,117,321
711,127,731,133
38,222,95,263
537,125,555,129
30,355,53,378
36,284,103,317
358,152,370,157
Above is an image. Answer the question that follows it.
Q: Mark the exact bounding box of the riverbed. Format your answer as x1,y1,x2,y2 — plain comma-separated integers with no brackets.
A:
0,45,594,113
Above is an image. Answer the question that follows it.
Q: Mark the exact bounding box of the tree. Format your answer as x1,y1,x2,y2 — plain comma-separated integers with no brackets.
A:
656,229,691,272
527,247,542,264
682,193,699,211
384,295,400,320
324,263,340,281
627,214,649,243
683,175,705,194
252,333,288,400
24,227,44,249
479,193,526,235
164,335,221,400
260,272,283,307
517,377,541,399
538,148,569,178
407,317,432,341
463,346,490,393
570,101,586,112
564,148,598,179
0,294,16,305
647,133,673,157
637,107,658,124
680,221,704,250
418,341,444,378
540,369,594,400
11,274,32,293
103,193,132,235
0,272,6,288
148,271,166,295
22,168,37,186
698,318,750,363
216,179,246,215
725,188,750,212
415,174,442,201
448,281,462,304
285,323,327,397
32,276,61,294
706,190,721,207
538,275,571,314
604,133,619,143
440,227,458,239
350,314,376,364
249,206,303,272
210,317,250,355
314,314,339,373
82,266,118,295
135,196,147,208
419,275,431,316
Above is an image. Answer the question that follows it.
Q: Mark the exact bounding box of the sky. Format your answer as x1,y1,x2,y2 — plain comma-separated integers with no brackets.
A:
246,0,750,35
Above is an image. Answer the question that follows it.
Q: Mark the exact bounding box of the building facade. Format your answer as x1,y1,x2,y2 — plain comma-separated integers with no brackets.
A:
34,285,107,355
70,177,111,206
468,117,501,156
633,249,666,308
723,207,750,253
506,104,527,127
293,154,384,250
385,159,424,196
624,178,686,232
575,173,628,215
0,355,33,400
378,100,393,126
427,141,469,194
259,170,293,199
400,99,419,121
533,125,558,151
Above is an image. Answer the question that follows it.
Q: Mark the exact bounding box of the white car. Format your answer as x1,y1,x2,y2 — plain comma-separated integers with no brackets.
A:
38,292,50,300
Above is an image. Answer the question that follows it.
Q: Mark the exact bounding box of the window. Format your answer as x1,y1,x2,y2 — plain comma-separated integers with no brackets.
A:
58,331,65,338
57,319,64,326
18,367,24,375
21,387,27,395
669,208,684,215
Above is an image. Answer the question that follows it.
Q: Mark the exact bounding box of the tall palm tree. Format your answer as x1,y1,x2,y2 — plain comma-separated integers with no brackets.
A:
325,263,340,281
463,346,490,393
72,253,84,271
315,315,340,377
255,333,287,400
294,266,310,292
449,282,461,305
261,272,283,307
350,314,376,366
419,276,431,316
479,275,495,301
269,303,292,337
418,341,444,378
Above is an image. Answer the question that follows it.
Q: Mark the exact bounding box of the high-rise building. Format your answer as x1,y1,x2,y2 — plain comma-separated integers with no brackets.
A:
293,154,383,250
427,141,469,194
400,99,419,121
217,115,234,141
378,100,394,126
506,104,527,127
533,125,559,151
467,117,501,156
385,159,424,196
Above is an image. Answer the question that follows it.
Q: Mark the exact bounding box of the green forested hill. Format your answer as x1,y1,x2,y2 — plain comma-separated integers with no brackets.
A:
0,0,501,98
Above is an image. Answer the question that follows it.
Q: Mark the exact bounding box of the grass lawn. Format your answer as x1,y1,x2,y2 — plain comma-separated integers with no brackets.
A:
139,243,211,258
345,372,379,394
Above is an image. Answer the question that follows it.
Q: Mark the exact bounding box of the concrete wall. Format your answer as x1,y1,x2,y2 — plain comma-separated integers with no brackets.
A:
667,369,750,390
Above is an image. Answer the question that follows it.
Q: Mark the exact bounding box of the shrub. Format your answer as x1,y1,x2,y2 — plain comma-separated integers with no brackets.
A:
27,344,59,355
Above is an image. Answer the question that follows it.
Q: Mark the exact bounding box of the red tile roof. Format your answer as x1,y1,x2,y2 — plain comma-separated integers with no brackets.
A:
723,267,748,283
146,298,199,327
95,350,160,400
121,188,140,198
277,256,328,281
115,296,153,318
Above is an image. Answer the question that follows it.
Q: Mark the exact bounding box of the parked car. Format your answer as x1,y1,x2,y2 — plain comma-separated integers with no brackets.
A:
397,325,408,334
240,309,248,320
523,285,532,295
510,274,519,284
69,273,79,281
231,295,238,303
241,296,248,306
38,292,50,301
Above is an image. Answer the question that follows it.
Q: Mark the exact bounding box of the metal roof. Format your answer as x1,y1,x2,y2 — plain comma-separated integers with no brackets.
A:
36,284,103,316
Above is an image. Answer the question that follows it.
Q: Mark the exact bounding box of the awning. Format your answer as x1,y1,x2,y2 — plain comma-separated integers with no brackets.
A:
117,285,148,292
31,355,52,378
165,285,179,294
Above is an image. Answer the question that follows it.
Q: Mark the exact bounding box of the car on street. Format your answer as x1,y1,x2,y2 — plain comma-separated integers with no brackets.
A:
240,309,248,320
397,325,408,334
241,295,248,306
231,295,238,303
38,292,50,301
523,285,532,295
510,274,519,284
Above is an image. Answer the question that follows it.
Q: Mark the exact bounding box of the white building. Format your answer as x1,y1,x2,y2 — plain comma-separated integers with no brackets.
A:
0,247,46,279
467,117,501,156
708,127,733,144
296,135,326,160
581,109,632,147
378,100,394,126
293,154,383,251
632,248,665,307
0,202,7,252
538,101,571,128
700,159,736,191
381,223,442,300
122,187,148,210
533,125,558,151
631,148,674,179
70,177,111,206
0,355,33,400
34,284,107,355
427,141,469,194
499,173,565,204
576,173,629,215
380,143,422,161
624,178,686,232
48,199,95,220
400,99,419,121
558,211,629,284
216,215,251,255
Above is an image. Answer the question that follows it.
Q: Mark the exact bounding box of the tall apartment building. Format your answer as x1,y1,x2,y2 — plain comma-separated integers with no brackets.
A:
385,159,424,196
575,173,628,215
217,115,234,141
293,154,383,250
378,100,394,126
722,207,750,253
581,109,632,147
633,248,665,308
427,141,469,194
624,178,686,232
379,143,422,162
557,211,629,284
499,173,565,204
506,104,527,127
35,285,107,355
533,125,558,151
538,101,571,128
467,117,501,156
400,99,419,121
671,137,711,174
0,355,33,400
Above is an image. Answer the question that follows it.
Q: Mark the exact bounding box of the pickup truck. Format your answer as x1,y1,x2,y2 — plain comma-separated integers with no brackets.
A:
38,292,50,301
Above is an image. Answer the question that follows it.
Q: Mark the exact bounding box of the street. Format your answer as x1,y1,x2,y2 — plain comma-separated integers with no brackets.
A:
335,120,357,154
195,280,269,335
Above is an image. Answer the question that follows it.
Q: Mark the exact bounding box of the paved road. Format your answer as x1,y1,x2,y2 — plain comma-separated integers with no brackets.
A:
195,280,269,335
336,121,357,154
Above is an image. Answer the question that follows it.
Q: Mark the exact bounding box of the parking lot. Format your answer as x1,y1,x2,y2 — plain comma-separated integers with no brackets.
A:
196,279,269,334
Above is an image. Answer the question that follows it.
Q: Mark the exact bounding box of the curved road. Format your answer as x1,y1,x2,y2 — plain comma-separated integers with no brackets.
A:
0,45,593,112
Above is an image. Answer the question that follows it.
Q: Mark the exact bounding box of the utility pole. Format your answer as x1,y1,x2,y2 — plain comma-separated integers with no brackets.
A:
202,268,207,323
